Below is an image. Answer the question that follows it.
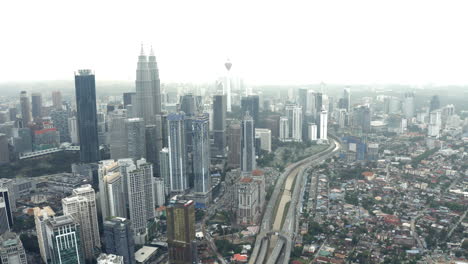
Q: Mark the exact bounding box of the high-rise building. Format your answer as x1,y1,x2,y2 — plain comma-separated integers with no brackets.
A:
0,232,27,264
227,121,241,168
153,177,166,207
403,92,415,119
20,91,32,125
0,134,9,165
68,116,79,145
241,113,256,173
34,206,55,264
148,47,162,115
123,92,136,108
136,46,161,125
145,123,162,177
279,116,289,142
212,95,227,156
343,87,351,112
126,118,146,160
8,108,17,123
103,217,135,264
308,123,317,141
75,69,100,163
45,215,84,264
180,94,197,116
241,95,260,127
109,114,128,160
126,159,155,244
254,128,271,152
52,91,62,110
351,105,371,133
167,112,187,192
192,114,210,194
285,104,302,142
429,95,440,112
319,108,328,140
160,148,171,194
62,196,97,261
236,177,260,225
0,187,14,231
31,92,43,120
50,109,70,142
99,160,127,220
224,60,232,113
0,198,10,235
167,200,197,264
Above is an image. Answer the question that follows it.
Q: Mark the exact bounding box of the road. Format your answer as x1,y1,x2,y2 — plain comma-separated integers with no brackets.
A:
249,137,341,264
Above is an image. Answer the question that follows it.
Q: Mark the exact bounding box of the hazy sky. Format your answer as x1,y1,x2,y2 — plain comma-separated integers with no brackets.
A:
1,0,468,85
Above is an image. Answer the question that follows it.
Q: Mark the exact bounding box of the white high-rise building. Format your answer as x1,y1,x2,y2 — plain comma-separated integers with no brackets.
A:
337,109,347,129
319,108,328,140
71,185,100,251
68,116,79,144
126,159,155,244
153,177,165,207
279,117,289,142
403,92,415,119
99,160,127,220
308,123,317,141
255,128,271,152
62,195,98,262
0,232,27,264
285,104,302,142
34,206,55,264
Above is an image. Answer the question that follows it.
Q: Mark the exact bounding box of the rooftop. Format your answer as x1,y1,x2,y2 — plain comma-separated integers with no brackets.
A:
135,246,158,262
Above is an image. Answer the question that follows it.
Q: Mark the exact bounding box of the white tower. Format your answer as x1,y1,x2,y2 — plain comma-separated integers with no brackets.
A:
225,59,232,112
319,108,328,140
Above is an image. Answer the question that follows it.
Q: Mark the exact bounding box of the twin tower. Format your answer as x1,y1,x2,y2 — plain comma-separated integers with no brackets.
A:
135,45,162,125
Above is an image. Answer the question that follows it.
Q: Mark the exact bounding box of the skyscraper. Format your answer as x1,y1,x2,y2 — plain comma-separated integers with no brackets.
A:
167,112,187,192
192,113,210,194
126,118,146,160
429,95,440,112
241,95,260,127
31,92,43,120
123,92,136,108
153,177,166,207
403,92,415,119
224,59,232,113
148,47,162,115
45,215,84,264
20,91,32,125
160,148,171,194
241,112,256,173
0,134,9,165
167,200,197,264
136,46,161,124
75,69,100,163
0,232,27,264
212,95,227,156
0,187,14,231
98,160,127,220
50,109,70,142
0,198,10,235
279,116,289,142
145,123,162,177
68,116,79,145
319,108,328,140
109,114,128,160
285,104,302,142
126,159,155,244
103,217,135,264
180,94,197,116
34,206,55,264
227,121,241,168
343,87,351,112
52,91,62,110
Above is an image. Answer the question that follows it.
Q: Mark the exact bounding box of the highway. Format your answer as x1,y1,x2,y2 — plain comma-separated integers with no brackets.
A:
249,136,341,264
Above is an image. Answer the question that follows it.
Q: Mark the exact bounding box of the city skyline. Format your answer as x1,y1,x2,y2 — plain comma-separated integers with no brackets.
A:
1,0,468,85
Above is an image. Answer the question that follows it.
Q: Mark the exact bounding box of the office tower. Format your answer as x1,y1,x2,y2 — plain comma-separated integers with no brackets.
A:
0,134,9,165
285,104,302,142
20,91,32,125
236,177,260,225
97,112,107,146
319,108,328,140
45,215,84,264
126,118,146,160
0,198,9,235
123,92,136,107
99,160,127,220
14,128,32,153
160,148,170,193
308,123,317,141
297,88,308,114
254,128,271,152
343,87,351,112
167,200,197,264
227,121,241,168
103,217,135,264
241,95,260,127
429,110,442,137
167,112,187,192
279,116,289,141
34,207,55,263
0,232,27,264
126,159,155,244
149,47,162,115
68,116,79,144
109,115,128,160
153,177,165,207
352,105,371,133
62,196,98,261
241,113,256,173
192,114,210,194
8,108,17,122
50,109,70,142
0,189,14,232
429,95,440,112
224,60,232,112
180,94,197,116
403,92,415,119
97,254,124,264
145,124,162,177
75,69,100,163
31,92,43,120
213,95,227,156
52,91,62,109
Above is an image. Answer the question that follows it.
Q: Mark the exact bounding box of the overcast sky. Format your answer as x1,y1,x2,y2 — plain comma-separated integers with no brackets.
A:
1,0,468,85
